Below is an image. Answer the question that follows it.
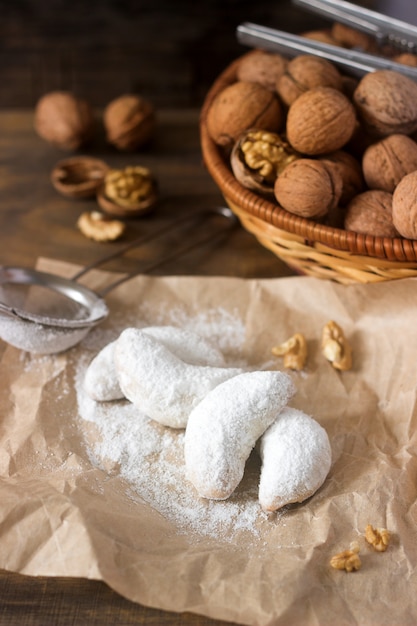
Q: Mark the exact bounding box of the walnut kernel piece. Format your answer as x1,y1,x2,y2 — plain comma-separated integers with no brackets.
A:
365,524,391,552
321,320,352,371
231,129,298,194
330,543,362,572
77,211,126,242
272,333,307,370
98,165,158,218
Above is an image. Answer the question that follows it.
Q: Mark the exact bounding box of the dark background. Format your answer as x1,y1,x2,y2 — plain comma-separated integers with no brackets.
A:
2,0,412,110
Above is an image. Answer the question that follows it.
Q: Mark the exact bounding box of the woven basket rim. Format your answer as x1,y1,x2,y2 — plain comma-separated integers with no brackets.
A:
199,56,417,263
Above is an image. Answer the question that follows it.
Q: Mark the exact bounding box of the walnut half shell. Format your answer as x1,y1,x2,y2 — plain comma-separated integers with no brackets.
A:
231,129,298,195
51,156,109,198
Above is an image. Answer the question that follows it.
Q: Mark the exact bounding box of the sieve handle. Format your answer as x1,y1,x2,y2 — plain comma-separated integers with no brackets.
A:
72,206,238,297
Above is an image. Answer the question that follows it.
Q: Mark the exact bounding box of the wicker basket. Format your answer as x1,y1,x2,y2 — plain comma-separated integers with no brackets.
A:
200,58,417,284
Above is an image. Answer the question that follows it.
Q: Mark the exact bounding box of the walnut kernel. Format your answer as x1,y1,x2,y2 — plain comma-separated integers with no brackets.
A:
77,211,126,242
98,165,158,218
365,524,391,552
272,333,307,370
330,543,361,572
231,129,298,194
321,320,352,371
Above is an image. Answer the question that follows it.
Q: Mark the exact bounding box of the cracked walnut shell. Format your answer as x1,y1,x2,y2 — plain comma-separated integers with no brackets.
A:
230,129,298,195
206,81,283,149
51,156,109,199
286,86,356,155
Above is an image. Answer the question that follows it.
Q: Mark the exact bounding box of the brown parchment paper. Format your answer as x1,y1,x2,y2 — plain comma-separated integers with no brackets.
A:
1,257,417,626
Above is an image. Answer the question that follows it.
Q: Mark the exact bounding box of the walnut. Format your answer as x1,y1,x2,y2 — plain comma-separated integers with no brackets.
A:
286,87,356,155
392,171,417,239
77,211,126,242
230,129,298,195
321,320,352,371
353,70,417,137
236,49,288,91
301,29,341,46
103,94,155,151
330,542,361,572
34,91,94,151
51,156,109,199
97,165,158,218
277,55,343,106
362,134,417,193
206,81,283,149
320,150,364,206
392,53,417,67
274,158,342,219
365,524,391,552
345,190,398,237
272,333,307,370
331,22,377,53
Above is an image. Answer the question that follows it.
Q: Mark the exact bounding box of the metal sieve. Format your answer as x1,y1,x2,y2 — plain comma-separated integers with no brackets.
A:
0,207,238,354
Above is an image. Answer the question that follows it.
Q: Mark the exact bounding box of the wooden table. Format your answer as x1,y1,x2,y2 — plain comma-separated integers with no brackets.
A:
0,109,295,625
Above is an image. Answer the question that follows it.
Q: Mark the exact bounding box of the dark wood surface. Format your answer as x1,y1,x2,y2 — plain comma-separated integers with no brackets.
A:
0,108,293,626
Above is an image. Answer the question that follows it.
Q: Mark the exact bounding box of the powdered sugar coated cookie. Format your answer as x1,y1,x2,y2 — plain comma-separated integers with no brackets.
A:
258,407,332,511
114,328,244,428
184,370,295,500
84,325,227,402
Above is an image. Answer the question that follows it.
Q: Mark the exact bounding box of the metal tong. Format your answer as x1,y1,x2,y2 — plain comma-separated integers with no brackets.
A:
236,0,417,81
292,0,417,51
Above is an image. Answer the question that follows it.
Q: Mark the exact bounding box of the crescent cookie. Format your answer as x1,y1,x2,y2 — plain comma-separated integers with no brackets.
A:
84,325,226,402
258,407,332,512
184,370,295,500
114,328,244,428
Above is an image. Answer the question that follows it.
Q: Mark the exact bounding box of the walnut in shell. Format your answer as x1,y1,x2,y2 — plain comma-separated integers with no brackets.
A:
331,22,377,52
34,91,94,150
236,49,288,91
274,158,342,218
206,81,283,149
277,55,343,106
344,190,398,237
392,171,417,238
353,70,417,137
231,129,298,195
320,150,364,206
362,134,417,193
103,94,155,151
286,87,356,155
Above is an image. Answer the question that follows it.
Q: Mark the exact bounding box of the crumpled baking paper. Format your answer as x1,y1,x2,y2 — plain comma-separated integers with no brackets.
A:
0,257,416,626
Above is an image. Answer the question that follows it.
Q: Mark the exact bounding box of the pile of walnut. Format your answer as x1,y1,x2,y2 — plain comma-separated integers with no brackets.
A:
205,23,417,240
35,92,158,242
